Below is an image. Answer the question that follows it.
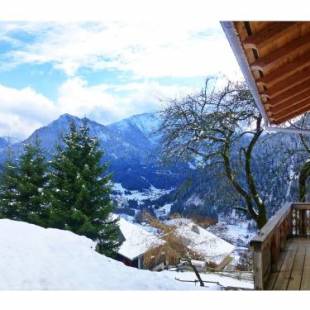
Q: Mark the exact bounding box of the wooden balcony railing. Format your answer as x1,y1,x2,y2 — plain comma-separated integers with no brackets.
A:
250,202,310,289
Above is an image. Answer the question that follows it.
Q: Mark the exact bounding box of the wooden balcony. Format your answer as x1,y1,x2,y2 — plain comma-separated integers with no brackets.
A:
250,202,310,290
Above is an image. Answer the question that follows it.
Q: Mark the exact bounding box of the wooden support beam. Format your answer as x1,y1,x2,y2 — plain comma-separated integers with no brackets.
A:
260,93,271,100
257,53,310,87
267,80,310,106
266,65,310,97
243,22,298,50
273,102,310,124
251,32,310,73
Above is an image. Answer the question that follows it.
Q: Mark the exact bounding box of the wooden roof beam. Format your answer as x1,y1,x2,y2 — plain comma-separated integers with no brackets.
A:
243,22,298,50
265,65,310,97
273,103,310,124
266,79,310,106
269,91,310,117
257,53,310,87
251,32,310,73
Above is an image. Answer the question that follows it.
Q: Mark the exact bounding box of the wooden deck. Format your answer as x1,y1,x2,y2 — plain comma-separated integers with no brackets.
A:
266,238,310,290
250,203,310,289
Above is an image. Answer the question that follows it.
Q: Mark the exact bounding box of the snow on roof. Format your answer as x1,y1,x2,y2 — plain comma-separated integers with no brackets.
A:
165,219,235,265
118,218,164,260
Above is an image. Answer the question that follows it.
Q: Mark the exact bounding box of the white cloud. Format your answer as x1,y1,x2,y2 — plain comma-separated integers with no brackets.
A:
56,77,200,124
56,77,120,123
0,84,58,139
2,20,241,79
0,78,200,138
0,18,244,138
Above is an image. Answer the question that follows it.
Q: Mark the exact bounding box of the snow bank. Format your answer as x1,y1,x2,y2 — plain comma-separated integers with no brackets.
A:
0,219,205,290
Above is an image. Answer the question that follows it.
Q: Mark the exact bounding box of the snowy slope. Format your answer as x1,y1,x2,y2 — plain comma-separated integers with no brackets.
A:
0,219,208,290
0,219,253,290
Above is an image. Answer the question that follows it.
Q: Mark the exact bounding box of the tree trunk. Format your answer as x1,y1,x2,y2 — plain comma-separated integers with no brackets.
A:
221,122,268,229
244,121,267,229
256,204,267,229
187,259,204,287
299,160,310,202
222,141,258,223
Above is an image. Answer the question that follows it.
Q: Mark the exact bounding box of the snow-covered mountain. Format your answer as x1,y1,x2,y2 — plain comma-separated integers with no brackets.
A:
22,113,156,162
0,112,306,222
0,113,190,217
109,112,162,148
0,112,165,163
0,136,20,152
0,137,9,151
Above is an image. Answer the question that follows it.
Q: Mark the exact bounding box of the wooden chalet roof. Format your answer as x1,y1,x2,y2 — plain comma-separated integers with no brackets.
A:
221,21,310,125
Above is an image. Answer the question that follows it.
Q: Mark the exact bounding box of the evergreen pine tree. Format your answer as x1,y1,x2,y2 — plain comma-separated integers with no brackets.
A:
0,148,20,220
49,120,120,256
17,137,49,226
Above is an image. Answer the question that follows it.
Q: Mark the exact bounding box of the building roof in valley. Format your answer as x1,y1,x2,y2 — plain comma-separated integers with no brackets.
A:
221,21,310,126
165,218,235,266
118,218,165,261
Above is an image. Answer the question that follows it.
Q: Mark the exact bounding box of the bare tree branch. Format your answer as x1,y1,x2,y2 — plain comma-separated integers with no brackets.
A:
159,78,267,228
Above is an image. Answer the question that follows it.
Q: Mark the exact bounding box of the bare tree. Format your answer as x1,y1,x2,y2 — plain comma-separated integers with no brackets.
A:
287,113,310,201
159,79,267,229
142,212,205,286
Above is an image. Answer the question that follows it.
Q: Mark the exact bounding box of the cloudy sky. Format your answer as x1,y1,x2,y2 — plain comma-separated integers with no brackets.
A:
0,19,242,139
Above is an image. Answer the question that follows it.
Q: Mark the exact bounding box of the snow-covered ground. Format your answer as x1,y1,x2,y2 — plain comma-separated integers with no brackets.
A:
112,183,173,208
207,220,257,269
207,220,256,247
164,270,253,290
0,219,252,290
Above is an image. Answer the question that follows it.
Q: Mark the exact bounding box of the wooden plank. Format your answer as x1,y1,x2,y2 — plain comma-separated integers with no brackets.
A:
273,246,297,290
266,66,310,98
268,89,310,115
292,203,310,210
252,249,264,289
301,247,310,290
243,22,298,50
251,32,310,72
287,247,306,290
266,249,287,290
272,101,310,124
267,78,310,104
250,203,292,245
256,53,310,86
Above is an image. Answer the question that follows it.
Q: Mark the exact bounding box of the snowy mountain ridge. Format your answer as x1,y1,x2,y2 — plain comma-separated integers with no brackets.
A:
0,112,162,162
0,111,306,223
0,112,189,219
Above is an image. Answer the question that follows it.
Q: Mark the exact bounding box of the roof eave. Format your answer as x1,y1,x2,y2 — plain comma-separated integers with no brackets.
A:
221,21,310,135
220,21,270,127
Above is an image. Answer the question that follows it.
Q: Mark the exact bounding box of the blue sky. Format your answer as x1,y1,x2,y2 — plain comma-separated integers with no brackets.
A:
0,20,241,139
